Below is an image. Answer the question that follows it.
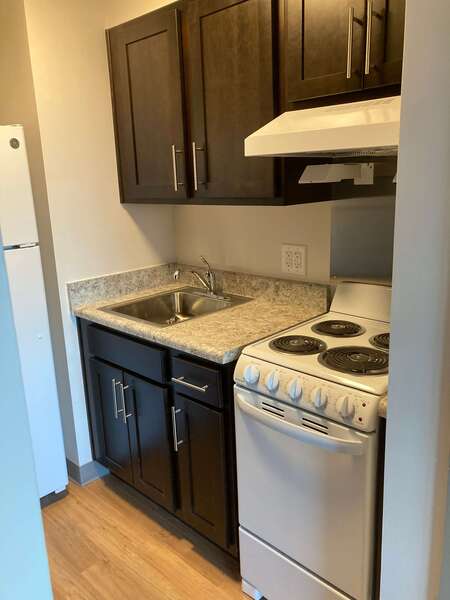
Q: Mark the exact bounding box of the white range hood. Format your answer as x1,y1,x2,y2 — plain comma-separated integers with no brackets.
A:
245,96,401,158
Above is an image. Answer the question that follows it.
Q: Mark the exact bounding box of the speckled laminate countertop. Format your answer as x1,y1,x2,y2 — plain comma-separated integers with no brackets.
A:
69,264,328,364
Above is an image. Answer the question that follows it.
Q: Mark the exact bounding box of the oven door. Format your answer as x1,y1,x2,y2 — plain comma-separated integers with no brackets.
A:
234,386,378,600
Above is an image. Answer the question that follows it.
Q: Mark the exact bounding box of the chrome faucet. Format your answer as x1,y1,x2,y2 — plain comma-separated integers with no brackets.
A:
191,256,216,295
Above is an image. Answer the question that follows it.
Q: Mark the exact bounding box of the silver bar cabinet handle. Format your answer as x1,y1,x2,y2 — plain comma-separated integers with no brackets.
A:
171,406,184,452
171,145,184,192
192,141,205,192
112,378,120,419
171,376,208,393
346,6,354,79
119,384,133,424
365,0,373,75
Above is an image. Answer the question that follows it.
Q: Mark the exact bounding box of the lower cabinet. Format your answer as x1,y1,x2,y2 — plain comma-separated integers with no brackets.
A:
90,359,175,509
80,320,237,556
175,393,228,548
90,359,134,484
126,372,175,511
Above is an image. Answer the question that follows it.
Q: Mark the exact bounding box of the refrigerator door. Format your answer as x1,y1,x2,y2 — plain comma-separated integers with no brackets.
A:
4,245,68,497
0,125,39,246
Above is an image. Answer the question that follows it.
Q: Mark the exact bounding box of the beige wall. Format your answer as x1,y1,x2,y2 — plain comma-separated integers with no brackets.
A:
0,0,75,456
23,0,176,465
175,203,332,284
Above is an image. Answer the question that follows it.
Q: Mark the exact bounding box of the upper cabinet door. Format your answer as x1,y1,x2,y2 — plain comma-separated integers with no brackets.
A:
107,7,187,202
285,0,366,103
185,0,277,200
362,0,405,89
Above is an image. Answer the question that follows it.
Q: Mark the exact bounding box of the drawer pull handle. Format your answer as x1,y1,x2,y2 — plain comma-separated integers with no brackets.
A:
171,376,208,393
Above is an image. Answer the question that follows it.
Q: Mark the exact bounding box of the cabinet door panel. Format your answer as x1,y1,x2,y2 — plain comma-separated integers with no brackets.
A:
186,0,276,199
90,359,133,484
175,394,228,548
363,0,405,88
285,0,365,103
108,7,187,202
126,373,175,511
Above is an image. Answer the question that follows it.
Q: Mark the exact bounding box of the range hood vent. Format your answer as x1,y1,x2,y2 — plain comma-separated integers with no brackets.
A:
245,96,401,159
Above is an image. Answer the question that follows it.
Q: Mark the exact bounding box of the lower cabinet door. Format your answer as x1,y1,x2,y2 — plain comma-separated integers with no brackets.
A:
175,393,228,548
125,373,175,511
90,359,133,484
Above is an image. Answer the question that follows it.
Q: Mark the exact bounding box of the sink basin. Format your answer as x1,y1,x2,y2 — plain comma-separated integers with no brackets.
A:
102,287,251,327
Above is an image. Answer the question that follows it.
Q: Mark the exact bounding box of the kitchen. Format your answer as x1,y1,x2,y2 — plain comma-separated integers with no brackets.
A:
0,1,449,600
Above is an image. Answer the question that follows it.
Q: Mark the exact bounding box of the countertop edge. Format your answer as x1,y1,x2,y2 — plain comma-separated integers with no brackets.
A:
74,298,326,365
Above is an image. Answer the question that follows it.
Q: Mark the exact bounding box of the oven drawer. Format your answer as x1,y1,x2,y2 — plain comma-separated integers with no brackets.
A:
239,528,350,600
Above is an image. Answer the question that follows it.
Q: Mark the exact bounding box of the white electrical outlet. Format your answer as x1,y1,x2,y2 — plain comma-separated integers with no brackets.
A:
281,244,307,276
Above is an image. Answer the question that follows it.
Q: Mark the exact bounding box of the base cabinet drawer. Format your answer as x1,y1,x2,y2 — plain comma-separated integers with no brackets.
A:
171,356,222,407
87,324,166,384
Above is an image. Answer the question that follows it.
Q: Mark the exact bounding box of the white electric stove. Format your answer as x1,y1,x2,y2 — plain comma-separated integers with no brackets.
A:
234,282,391,600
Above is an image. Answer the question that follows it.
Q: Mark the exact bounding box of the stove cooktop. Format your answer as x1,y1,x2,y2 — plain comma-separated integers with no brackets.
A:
243,311,390,396
370,332,390,350
318,346,389,375
312,319,364,337
269,335,326,355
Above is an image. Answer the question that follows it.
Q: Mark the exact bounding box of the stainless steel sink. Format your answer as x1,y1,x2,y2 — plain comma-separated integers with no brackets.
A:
101,287,251,327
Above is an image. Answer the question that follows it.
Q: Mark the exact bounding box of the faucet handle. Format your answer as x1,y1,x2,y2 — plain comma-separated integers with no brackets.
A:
174,269,181,281
200,255,212,271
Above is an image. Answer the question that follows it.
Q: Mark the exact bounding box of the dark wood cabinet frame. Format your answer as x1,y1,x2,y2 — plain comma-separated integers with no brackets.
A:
78,318,239,557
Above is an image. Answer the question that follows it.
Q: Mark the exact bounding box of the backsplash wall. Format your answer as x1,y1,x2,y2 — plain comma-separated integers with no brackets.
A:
174,203,333,284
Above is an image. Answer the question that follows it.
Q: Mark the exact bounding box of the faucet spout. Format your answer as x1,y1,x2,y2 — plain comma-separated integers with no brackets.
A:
191,255,216,295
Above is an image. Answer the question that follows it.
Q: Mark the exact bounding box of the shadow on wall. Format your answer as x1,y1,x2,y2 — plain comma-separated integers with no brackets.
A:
331,196,396,281
122,203,176,262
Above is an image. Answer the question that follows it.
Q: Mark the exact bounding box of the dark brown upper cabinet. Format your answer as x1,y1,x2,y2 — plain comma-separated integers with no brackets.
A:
107,0,280,205
362,0,405,89
107,5,188,203
183,0,277,201
283,0,405,105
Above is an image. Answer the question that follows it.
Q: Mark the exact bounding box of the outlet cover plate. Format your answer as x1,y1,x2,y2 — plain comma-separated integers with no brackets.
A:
281,244,307,276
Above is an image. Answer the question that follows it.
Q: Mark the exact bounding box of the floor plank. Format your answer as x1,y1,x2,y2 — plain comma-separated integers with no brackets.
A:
42,476,246,600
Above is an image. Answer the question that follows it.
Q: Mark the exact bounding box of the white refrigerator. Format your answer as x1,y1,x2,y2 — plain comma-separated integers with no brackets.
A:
0,124,68,498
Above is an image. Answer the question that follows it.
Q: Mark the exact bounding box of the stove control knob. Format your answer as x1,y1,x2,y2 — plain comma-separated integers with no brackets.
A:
287,378,302,401
311,387,327,409
243,364,260,385
265,371,280,392
336,395,355,419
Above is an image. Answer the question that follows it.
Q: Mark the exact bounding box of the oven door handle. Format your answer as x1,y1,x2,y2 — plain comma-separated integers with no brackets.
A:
235,392,365,456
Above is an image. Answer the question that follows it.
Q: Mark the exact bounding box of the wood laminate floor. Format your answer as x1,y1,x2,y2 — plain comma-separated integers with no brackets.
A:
42,476,246,600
